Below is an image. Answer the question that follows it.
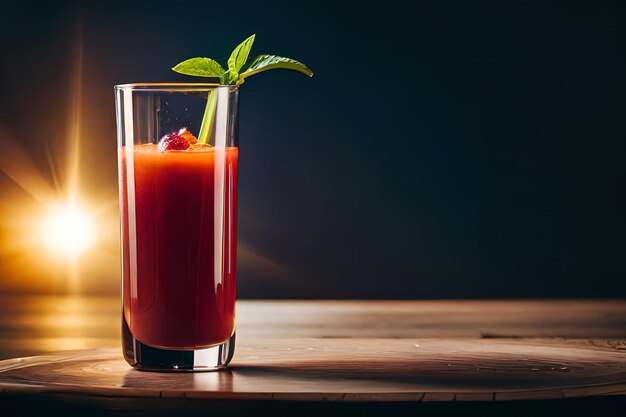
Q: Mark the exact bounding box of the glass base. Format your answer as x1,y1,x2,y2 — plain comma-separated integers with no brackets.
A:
122,317,235,372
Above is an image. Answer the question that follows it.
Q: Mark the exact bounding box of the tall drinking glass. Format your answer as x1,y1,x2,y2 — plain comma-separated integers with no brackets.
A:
115,84,238,371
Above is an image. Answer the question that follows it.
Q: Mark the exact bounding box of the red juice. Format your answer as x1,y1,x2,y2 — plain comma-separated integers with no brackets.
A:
120,144,238,349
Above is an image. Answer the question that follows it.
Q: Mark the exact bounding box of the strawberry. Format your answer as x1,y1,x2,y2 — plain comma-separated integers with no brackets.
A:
157,128,198,151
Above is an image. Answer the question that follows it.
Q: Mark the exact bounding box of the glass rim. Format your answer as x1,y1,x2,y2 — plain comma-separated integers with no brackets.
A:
114,83,238,92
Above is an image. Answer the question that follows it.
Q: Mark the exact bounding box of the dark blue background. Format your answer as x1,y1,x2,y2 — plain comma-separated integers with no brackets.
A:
1,0,625,298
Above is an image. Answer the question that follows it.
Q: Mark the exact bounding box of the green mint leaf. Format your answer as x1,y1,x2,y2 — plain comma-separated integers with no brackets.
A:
239,54,313,83
227,34,256,80
172,57,226,77
219,69,237,85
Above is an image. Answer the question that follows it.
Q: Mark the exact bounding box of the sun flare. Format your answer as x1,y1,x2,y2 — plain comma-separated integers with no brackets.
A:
41,202,97,258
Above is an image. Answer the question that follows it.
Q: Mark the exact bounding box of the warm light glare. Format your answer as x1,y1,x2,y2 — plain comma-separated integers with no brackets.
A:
41,203,97,258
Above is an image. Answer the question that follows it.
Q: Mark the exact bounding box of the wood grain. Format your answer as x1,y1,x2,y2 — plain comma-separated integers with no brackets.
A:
235,300,626,339
1,297,625,359
0,299,625,404
0,338,625,401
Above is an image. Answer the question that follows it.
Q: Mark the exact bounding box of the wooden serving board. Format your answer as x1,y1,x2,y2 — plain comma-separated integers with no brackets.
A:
0,300,625,413
1,338,626,402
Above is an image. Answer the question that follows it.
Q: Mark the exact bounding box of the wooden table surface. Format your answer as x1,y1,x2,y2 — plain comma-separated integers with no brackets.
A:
1,298,625,415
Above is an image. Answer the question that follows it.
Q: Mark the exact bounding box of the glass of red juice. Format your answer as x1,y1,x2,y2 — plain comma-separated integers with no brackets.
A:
115,83,238,371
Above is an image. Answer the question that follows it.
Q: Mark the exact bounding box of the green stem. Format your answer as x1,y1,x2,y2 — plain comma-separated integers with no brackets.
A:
197,90,218,144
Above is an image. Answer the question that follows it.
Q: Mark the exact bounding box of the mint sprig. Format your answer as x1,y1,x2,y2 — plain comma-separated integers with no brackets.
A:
172,34,313,144
172,34,313,86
